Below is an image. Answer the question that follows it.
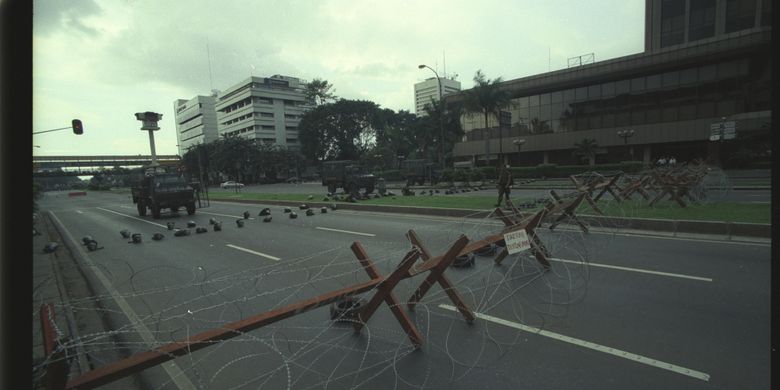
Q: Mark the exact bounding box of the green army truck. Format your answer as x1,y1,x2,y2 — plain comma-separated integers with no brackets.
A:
321,160,376,196
400,159,440,186
131,172,197,219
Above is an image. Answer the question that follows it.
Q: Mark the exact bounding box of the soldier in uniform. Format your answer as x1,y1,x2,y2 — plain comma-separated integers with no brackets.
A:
495,164,514,207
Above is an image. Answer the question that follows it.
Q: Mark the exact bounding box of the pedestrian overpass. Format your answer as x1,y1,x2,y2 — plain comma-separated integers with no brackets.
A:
32,155,181,177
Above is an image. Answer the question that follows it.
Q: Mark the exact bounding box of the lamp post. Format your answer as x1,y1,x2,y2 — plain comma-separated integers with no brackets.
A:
418,64,444,168
512,138,526,165
617,129,635,160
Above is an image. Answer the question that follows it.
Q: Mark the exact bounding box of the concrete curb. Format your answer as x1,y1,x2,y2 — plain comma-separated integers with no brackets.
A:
210,197,771,238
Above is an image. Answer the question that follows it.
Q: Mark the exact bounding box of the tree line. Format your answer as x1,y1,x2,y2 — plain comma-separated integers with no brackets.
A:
179,70,528,183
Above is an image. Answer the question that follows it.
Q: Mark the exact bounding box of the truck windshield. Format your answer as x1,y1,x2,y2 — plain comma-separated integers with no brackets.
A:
155,175,188,188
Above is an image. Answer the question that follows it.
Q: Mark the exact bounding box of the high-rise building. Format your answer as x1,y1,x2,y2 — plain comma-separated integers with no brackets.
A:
414,77,461,116
173,95,219,156
214,75,311,150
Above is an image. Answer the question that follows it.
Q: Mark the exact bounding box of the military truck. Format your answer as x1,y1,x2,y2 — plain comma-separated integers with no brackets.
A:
131,172,197,219
321,160,376,195
400,159,440,186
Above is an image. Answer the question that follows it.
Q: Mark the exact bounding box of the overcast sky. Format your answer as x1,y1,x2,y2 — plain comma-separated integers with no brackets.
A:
32,0,645,156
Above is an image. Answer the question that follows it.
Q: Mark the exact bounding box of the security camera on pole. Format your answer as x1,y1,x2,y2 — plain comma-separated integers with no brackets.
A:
135,111,163,174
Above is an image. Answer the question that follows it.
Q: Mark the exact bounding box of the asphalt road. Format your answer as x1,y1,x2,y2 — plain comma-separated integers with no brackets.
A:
35,190,770,389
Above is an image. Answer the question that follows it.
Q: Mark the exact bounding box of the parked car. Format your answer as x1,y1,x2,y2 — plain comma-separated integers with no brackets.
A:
220,181,245,189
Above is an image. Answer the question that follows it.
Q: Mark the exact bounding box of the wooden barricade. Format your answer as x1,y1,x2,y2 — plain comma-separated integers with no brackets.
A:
568,172,623,214
618,174,652,201
546,190,589,233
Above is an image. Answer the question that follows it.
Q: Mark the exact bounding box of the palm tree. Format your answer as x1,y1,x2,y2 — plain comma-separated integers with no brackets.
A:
573,138,599,166
463,70,512,165
305,78,337,105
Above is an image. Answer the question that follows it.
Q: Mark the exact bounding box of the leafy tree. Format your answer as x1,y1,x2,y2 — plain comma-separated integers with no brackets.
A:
463,70,512,163
420,98,464,166
573,138,598,166
305,78,337,105
298,99,382,162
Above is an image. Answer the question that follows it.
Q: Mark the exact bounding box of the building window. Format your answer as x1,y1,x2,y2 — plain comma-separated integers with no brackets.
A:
761,0,771,26
679,68,698,85
540,93,551,105
662,71,679,88
260,112,274,118
588,85,601,99
575,87,588,101
689,0,716,41
615,80,630,96
630,77,645,93
662,106,678,122
261,125,274,130
601,82,615,97
661,0,686,47
725,0,757,33
550,91,563,103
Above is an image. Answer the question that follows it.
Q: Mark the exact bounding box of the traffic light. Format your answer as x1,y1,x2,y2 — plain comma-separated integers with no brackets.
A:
72,119,84,135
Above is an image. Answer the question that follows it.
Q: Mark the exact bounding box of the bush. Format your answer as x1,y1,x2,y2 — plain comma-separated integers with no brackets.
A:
468,169,484,182
535,164,558,178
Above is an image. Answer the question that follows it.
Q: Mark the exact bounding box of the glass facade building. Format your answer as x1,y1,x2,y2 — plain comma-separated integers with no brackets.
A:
451,0,771,167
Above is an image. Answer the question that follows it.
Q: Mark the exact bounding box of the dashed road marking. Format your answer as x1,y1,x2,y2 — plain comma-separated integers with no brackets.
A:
315,227,375,237
438,304,710,382
226,244,280,261
75,210,83,214
199,210,255,220
96,207,168,229
549,258,713,282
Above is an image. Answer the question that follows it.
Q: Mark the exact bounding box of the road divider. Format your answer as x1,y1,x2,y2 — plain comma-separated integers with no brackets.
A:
226,244,280,261
438,304,710,382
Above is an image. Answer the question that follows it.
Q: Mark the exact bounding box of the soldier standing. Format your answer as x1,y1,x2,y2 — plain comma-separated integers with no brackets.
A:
495,164,514,207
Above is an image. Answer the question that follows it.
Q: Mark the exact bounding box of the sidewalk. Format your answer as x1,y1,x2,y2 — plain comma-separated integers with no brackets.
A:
32,212,143,389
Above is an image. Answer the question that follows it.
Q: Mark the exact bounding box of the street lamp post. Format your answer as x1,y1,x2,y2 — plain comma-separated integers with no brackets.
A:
617,129,635,160
512,138,526,165
418,64,445,168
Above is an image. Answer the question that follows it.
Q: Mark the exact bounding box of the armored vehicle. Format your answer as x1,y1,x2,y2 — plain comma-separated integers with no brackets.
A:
131,172,197,219
400,159,440,186
321,160,376,195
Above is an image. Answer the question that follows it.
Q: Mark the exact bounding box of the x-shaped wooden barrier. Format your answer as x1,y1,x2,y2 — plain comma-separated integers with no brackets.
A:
546,190,589,233
570,172,624,203
491,207,551,269
618,174,652,201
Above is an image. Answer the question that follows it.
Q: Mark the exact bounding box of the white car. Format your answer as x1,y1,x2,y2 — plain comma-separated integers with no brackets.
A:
220,181,245,189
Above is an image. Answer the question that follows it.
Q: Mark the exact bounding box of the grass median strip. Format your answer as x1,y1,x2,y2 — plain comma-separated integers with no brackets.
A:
208,191,769,224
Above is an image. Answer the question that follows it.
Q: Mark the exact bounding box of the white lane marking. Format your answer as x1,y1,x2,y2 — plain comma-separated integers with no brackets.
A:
199,210,255,220
315,227,375,237
438,304,710,382
226,244,280,261
549,258,713,282
75,210,83,214
119,205,133,209
96,207,169,229
49,211,197,390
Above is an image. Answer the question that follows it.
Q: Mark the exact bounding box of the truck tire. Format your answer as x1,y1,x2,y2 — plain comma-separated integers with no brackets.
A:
347,183,359,197
417,179,425,186
137,201,147,216
365,185,374,194
186,202,196,215
327,183,337,194
151,202,161,219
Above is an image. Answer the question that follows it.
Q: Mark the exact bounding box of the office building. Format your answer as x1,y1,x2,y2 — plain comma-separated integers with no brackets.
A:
173,95,219,156
449,0,771,167
214,75,311,150
415,77,461,116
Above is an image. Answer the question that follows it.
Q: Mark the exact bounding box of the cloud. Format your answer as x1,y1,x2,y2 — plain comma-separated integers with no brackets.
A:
33,0,103,36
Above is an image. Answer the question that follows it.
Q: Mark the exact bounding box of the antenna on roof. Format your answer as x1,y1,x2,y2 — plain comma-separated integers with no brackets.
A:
443,50,446,79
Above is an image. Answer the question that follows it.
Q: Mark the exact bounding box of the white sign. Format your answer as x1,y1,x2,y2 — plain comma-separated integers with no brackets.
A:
504,230,531,254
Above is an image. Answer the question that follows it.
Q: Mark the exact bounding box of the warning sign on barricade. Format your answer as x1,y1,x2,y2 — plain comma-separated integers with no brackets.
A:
504,229,531,254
